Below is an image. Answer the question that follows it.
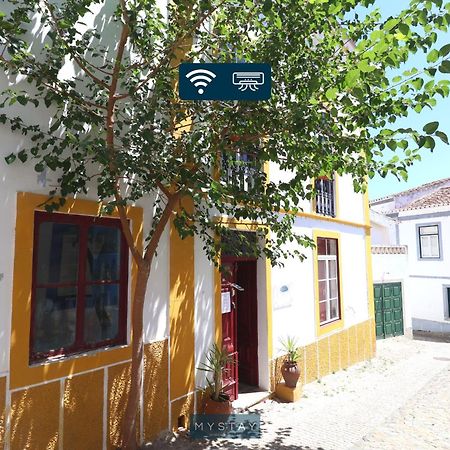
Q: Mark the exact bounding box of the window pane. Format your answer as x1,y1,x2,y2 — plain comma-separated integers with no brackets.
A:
84,284,120,343
429,235,439,257
330,298,339,320
36,223,79,284
329,279,338,299
32,287,77,353
317,238,326,255
319,301,327,323
327,239,337,255
318,260,326,280
328,259,337,278
87,226,121,281
419,225,438,236
420,235,431,257
319,280,327,301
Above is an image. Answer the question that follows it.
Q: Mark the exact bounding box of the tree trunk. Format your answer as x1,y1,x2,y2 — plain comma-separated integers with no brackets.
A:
121,262,151,450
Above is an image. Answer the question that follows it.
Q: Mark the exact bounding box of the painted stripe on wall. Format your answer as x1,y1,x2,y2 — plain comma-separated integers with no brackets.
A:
10,381,60,450
169,199,195,405
63,370,103,450
0,377,5,450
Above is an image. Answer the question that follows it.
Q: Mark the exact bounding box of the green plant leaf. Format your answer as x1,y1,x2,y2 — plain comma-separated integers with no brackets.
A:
423,121,439,134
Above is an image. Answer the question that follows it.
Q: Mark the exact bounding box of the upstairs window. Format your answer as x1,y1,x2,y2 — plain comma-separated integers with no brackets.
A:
418,224,441,259
315,177,336,217
222,145,259,192
30,211,128,363
317,237,341,325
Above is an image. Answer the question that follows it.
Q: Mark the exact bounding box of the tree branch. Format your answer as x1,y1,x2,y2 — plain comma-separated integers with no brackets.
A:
42,0,108,90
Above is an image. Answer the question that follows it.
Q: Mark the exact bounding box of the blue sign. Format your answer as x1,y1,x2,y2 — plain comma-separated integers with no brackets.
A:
179,63,271,101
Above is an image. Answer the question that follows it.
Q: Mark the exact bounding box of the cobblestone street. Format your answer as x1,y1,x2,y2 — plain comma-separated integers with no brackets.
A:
149,336,450,450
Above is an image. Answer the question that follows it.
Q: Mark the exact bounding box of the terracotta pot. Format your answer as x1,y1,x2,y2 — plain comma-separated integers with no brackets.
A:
203,394,233,415
281,360,300,388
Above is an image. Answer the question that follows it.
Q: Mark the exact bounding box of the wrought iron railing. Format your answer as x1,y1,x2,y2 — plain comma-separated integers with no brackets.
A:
315,178,336,217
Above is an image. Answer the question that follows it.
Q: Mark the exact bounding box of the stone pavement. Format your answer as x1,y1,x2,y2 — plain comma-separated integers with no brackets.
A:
147,336,450,449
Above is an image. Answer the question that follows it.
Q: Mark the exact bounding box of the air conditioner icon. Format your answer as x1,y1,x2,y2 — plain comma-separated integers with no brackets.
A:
232,72,265,92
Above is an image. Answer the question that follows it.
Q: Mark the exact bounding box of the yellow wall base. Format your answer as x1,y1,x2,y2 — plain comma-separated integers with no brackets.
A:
271,318,376,390
275,382,303,403
3,339,168,450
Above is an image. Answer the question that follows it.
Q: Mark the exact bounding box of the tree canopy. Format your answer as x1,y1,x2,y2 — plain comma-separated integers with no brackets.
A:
1,0,450,263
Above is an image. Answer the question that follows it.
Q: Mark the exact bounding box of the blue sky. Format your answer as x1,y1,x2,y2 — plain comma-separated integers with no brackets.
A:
354,1,450,199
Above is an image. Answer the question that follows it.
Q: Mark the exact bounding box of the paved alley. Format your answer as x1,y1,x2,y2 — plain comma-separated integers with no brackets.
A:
149,336,450,450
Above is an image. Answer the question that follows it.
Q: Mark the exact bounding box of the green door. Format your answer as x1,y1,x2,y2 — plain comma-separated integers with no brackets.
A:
374,283,403,339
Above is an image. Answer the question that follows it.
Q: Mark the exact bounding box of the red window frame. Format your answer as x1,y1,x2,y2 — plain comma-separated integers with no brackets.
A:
30,211,129,363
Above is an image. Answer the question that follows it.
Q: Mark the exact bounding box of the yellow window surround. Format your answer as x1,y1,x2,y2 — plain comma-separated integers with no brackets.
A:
312,229,345,337
10,192,143,389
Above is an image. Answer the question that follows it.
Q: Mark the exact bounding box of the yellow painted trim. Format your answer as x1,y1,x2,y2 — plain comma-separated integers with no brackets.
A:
169,197,195,401
10,192,143,390
265,255,273,359
280,209,369,230
334,174,340,219
312,229,345,337
363,190,375,319
214,266,222,346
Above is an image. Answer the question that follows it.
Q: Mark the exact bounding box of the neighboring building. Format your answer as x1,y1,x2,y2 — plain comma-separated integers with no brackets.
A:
371,178,450,339
0,9,375,450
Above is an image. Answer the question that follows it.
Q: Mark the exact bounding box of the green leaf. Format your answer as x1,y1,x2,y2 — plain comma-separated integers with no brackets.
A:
423,121,439,134
424,136,436,150
439,60,450,73
5,153,16,164
325,87,338,100
427,49,439,63
439,43,450,57
436,130,449,144
17,150,28,162
398,23,410,36
345,69,360,88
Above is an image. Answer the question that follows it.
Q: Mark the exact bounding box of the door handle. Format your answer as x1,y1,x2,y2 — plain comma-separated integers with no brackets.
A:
232,301,236,309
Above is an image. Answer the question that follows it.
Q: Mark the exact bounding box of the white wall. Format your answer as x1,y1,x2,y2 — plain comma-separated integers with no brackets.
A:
372,253,408,284
193,235,215,389
271,216,369,354
337,174,365,225
396,209,450,326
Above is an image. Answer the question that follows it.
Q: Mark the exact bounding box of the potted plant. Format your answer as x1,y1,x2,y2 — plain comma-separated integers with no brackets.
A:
198,344,234,414
280,336,301,388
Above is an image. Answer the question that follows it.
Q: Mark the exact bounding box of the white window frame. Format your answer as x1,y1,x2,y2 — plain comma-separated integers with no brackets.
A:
317,238,340,325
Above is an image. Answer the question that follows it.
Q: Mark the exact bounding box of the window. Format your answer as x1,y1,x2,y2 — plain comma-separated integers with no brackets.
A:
315,177,335,217
445,287,450,320
418,224,440,259
30,211,128,362
317,237,340,325
222,148,259,192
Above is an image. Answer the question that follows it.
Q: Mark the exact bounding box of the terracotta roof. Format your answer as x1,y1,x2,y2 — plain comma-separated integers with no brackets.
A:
370,177,450,204
400,186,450,211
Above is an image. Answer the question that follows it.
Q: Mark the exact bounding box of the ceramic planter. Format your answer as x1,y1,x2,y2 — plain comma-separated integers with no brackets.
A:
281,360,300,388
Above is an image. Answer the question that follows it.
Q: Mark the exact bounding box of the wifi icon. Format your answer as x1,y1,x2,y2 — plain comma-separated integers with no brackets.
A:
185,68,217,95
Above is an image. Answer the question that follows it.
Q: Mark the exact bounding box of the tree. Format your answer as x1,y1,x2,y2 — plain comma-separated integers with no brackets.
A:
1,0,449,448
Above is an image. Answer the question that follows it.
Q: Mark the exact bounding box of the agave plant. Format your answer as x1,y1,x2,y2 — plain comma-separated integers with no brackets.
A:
198,343,234,401
280,336,301,363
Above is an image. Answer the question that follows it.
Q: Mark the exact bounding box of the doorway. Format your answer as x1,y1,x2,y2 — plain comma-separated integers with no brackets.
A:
221,257,258,400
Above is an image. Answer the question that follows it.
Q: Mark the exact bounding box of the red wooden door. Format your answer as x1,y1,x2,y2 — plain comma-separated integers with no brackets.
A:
236,260,258,386
221,261,239,400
